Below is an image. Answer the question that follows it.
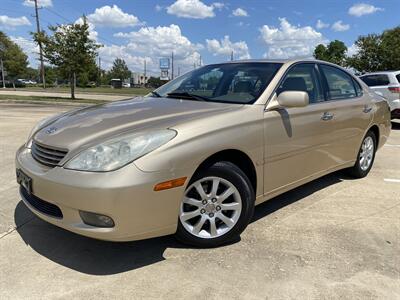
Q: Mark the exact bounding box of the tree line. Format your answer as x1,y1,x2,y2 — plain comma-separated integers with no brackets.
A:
1,17,399,99
314,26,400,73
0,17,161,98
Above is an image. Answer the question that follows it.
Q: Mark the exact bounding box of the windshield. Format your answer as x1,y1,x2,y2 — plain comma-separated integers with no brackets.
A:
152,62,282,104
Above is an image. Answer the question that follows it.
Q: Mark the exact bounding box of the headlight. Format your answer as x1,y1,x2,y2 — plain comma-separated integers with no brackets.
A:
64,129,177,172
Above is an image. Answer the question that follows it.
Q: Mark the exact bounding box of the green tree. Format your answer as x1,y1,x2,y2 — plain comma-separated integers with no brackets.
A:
346,34,381,72
379,26,400,70
147,76,164,88
314,44,328,61
77,59,98,87
313,40,347,66
23,67,39,81
109,58,131,81
0,31,28,87
33,17,101,98
347,26,400,73
44,66,59,86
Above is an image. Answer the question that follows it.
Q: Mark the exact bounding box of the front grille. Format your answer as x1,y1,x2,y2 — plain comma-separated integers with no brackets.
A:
31,141,68,167
20,186,63,218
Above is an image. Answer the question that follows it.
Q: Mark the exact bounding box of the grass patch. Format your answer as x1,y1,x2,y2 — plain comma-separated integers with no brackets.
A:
6,86,152,96
0,94,107,104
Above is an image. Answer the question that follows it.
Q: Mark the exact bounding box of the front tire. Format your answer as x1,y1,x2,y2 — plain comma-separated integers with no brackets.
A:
347,131,377,178
176,161,255,248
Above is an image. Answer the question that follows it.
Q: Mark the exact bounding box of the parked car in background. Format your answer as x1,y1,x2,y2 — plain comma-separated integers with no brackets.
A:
122,82,131,88
16,59,391,247
1,80,26,88
360,71,400,119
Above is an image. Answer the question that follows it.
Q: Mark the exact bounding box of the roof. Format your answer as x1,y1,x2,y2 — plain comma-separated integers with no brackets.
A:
360,71,400,76
212,58,339,65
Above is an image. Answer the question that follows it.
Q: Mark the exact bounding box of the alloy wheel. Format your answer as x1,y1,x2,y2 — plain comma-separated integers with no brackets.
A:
359,136,374,171
179,176,242,239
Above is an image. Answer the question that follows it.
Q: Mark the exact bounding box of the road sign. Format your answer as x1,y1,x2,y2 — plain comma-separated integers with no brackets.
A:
160,58,170,70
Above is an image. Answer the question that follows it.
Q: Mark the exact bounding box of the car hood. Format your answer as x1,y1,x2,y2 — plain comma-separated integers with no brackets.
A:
33,97,241,151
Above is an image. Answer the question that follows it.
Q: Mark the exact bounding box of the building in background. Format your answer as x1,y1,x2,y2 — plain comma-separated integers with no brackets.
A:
131,72,149,87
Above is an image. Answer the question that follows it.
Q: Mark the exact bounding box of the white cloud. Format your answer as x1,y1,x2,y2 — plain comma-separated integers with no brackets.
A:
87,5,142,28
331,20,350,32
348,3,383,17
206,35,250,60
232,8,248,17
166,0,216,19
259,18,327,59
0,15,31,29
155,5,163,12
212,2,225,10
113,24,203,73
347,43,359,56
316,19,329,29
98,44,152,72
11,36,39,66
23,0,52,7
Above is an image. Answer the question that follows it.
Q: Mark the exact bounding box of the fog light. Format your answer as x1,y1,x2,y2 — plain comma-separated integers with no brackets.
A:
79,211,115,228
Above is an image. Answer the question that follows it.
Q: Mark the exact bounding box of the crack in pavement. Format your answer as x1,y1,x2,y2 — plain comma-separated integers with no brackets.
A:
0,216,35,241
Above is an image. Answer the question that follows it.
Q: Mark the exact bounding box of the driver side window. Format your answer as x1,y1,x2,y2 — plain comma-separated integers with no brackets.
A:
277,64,324,104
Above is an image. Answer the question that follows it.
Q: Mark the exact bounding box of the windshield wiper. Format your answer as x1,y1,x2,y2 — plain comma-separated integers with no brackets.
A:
150,91,161,97
166,92,209,102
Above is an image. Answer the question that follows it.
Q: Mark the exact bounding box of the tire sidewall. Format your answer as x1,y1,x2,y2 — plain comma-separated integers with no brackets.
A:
354,131,377,177
176,161,255,248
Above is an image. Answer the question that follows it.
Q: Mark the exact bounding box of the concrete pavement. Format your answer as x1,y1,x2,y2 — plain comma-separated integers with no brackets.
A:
0,103,399,299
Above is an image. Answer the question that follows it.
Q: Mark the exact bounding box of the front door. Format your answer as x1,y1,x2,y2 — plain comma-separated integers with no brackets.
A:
263,63,337,196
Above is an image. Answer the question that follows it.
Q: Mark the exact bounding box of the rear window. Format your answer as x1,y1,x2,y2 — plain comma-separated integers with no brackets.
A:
360,74,390,86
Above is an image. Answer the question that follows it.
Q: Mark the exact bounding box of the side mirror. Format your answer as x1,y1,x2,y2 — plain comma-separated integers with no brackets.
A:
277,91,309,108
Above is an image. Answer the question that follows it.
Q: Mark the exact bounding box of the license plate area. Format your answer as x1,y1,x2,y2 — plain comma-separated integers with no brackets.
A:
16,168,32,194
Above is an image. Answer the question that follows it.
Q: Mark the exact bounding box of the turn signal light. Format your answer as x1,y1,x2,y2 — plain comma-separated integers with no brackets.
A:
154,177,187,191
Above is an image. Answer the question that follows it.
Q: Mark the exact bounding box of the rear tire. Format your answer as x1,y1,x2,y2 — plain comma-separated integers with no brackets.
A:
176,161,255,248
347,131,376,178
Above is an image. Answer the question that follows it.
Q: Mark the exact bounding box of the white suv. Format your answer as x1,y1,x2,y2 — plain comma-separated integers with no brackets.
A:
360,71,400,119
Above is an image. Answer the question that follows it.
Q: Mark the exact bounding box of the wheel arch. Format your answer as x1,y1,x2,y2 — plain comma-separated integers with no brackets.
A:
368,124,380,148
192,149,257,195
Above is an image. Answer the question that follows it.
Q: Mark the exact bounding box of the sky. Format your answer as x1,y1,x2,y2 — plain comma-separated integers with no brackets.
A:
1,0,399,76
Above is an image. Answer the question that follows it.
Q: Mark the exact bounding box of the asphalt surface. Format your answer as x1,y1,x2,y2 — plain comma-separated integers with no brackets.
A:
0,103,399,299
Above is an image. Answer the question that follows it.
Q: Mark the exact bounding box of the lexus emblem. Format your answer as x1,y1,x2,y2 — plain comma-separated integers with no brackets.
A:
46,127,58,134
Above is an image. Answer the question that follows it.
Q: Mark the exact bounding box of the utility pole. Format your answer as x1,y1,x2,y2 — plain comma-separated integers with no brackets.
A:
230,50,234,61
0,59,5,89
34,0,46,88
178,67,180,77
143,58,147,86
199,55,202,67
171,51,174,80
0,43,5,88
98,56,101,86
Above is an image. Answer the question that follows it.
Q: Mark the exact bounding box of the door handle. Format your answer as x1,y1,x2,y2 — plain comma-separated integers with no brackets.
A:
363,106,372,113
321,112,334,121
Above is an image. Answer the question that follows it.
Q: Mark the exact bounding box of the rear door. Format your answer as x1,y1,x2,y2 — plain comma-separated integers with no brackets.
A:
319,64,372,164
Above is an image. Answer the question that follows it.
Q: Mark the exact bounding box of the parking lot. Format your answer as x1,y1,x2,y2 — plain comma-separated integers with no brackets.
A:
0,102,399,299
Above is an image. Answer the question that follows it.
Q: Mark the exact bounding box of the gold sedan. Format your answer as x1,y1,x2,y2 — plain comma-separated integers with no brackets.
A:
16,60,391,247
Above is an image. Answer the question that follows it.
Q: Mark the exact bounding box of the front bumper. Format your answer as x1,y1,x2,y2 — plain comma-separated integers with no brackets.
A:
16,146,191,241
